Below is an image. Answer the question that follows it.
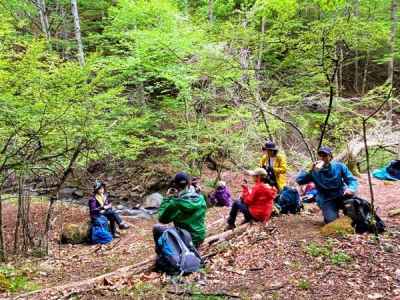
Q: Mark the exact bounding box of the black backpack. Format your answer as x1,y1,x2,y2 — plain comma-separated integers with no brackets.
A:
387,160,400,179
343,197,385,234
155,227,202,275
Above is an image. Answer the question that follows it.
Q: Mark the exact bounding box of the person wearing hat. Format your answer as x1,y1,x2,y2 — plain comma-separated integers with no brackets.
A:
260,141,287,190
153,172,207,248
88,180,129,238
225,168,277,230
296,146,359,224
208,181,232,207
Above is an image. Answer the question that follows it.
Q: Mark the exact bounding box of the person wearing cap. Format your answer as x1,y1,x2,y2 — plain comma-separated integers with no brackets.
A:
260,141,287,190
225,168,277,230
153,172,207,247
88,180,129,238
296,146,359,224
208,181,232,207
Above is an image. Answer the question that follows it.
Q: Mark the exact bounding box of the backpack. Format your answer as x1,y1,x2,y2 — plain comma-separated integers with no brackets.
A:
343,197,385,234
156,227,202,275
90,215,113,245
275,186,302,214
387,160,400,179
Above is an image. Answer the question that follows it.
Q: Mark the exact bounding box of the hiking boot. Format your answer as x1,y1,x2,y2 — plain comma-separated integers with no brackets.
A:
113,232,121,238
224,224,235,231
240,219,253,225
119,223,130,230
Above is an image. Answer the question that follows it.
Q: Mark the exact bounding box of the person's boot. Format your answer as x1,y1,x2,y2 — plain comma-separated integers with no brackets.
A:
113,231,121,238
119,223,130,230
240,219,253,225
224,224,235,231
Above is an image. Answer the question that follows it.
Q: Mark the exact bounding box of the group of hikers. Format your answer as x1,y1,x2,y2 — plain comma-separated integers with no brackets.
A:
87,141,383,274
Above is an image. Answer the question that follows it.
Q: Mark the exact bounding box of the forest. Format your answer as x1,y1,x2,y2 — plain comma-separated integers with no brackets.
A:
0,0,400,299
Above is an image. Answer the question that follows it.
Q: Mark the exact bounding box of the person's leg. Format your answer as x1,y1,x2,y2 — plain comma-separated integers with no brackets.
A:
321,198,339,224
227,200,252,227
103,209,129,229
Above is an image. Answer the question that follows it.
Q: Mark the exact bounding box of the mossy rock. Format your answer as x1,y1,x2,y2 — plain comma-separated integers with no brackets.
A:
320,216,354,237
61,222,90,244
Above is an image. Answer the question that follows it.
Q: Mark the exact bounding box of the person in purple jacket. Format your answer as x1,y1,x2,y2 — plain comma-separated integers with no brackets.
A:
208,181,232,207
88,180,129,238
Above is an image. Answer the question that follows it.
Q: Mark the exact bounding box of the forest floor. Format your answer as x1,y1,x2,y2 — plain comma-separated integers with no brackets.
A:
2,174,400,300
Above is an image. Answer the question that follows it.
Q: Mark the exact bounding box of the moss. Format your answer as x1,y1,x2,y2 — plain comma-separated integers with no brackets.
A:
320,216,354,237
61,222,90,244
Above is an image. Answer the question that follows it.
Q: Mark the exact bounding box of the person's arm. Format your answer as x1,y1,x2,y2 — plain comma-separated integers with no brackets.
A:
242,184,257,206
274,155,287,175
89,198,101,215
158,197,178,224
260,155,266,167
296,170,313,185
341,164,358,193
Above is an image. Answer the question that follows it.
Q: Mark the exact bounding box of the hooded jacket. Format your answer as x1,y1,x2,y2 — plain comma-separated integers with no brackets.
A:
241,181,276,222
88,192,110,219
209,186,232,207
260,152,287,190
296,161,358,205
158,188,207,245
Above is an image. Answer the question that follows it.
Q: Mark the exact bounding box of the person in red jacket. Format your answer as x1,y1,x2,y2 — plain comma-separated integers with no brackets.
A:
225,168,277,230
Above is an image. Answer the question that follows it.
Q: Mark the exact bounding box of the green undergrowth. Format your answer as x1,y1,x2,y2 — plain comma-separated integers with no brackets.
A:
305,240,352,266
0,265,39,293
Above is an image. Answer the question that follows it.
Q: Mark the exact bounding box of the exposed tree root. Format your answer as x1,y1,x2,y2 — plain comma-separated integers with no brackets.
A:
14,223,253,300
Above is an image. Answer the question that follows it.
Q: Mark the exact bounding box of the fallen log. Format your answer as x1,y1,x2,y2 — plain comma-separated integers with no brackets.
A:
14,223,253,300
388,208,400,217
14,258,155,300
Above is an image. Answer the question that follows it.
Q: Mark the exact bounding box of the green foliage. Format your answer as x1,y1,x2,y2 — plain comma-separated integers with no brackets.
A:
305,241,352,266
297,278,311,290
0,265,39,293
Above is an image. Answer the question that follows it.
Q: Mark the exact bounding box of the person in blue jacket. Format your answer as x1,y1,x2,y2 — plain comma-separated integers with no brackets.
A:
296,146,359,224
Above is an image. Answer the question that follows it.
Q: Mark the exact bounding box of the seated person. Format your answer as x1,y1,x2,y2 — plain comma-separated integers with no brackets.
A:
296,146,358,224
208,181,232,207
153,172,207,248
300,182,318,203
260,141,287,191
225,168,277,230
88,180,129,238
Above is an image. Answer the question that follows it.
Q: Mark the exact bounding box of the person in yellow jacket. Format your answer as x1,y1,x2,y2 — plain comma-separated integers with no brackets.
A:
260,141,287,191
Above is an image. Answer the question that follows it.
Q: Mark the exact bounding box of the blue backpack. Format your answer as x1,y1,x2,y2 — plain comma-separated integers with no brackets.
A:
275,186,302,214
156,227,202,275
91,215,113,245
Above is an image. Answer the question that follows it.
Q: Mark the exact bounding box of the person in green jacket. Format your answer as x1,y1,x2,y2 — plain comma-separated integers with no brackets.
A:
153,172,207,248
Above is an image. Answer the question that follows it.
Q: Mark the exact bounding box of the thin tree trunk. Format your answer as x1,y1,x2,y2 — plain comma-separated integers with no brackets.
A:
13,176,23,254
0,192,5,261
59,2,68,59
339,46,344,95
354,0,360,93
388,0,398,130
37,0,51,40
388,0,398,86
362,50,370,95
208,0,214,23
71,0,85,66
335,44,340,97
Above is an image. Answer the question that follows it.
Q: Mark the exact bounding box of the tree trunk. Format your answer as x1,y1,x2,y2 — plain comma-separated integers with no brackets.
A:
362,50,370,95
208,0,214,23
388,0,398,86
354,0,360,93
71,0,85,66
0,192,5,261
37,0,51,40
339,46,344,95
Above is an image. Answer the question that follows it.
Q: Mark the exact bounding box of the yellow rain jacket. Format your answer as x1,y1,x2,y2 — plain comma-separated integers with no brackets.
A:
260,152,287,190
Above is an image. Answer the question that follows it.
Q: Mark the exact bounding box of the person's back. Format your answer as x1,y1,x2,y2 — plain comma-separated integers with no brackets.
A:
157,172,207,247
242,180,275,222
159,189,207,246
